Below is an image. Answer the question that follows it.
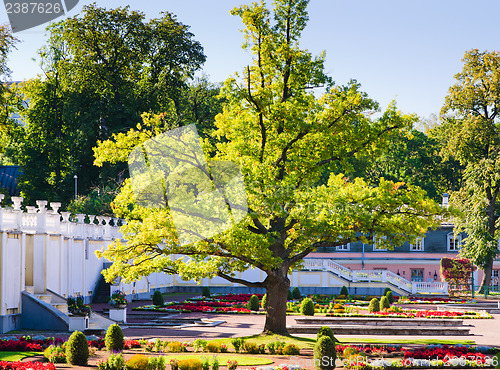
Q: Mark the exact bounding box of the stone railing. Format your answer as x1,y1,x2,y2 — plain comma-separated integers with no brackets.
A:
0,196,123,240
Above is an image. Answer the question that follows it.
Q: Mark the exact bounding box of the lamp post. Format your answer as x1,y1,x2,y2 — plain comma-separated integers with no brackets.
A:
74,174,78,200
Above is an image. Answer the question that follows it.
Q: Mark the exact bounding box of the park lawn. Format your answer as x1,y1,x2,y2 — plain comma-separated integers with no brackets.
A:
161,353,273,366
211,334,316,349
0,351,42,361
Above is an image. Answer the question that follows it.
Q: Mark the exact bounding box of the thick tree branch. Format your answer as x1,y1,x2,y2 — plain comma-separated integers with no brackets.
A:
217,271,266,288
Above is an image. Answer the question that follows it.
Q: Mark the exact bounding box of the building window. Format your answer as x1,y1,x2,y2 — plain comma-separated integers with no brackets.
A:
373,236,387,251
411,268,424,282
336,243,350,251
447,232,461,251
410,238,424,251
492,270,499,289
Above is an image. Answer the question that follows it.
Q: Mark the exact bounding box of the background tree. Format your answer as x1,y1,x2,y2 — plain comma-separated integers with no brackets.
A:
441,49,500,291
12,6,208,206
347,127,463,202
95,0,443,334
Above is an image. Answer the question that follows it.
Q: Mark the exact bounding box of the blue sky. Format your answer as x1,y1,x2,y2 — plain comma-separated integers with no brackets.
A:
2,0,499,119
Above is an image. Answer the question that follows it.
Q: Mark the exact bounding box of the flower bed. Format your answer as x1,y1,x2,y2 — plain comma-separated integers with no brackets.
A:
398,297,476,304
326,309,491,319
0,362,56,370
0,336,64,352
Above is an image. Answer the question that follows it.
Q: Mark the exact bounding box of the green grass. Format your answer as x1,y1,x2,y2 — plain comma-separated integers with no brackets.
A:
0,352,42,361
339,338,475,345
211,334,316,349
210,334,475,349
160,353,273,366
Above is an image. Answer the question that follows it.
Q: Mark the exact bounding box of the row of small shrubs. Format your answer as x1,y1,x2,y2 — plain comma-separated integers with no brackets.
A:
368,289,395,312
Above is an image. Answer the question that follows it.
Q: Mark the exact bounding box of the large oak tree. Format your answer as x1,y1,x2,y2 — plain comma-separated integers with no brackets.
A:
96,0,442,334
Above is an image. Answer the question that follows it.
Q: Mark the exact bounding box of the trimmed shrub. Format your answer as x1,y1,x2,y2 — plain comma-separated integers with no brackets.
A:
247,295,260,311
148,356,166,370
368,298,380,313
105,323,124,352
300,297,315,316
231,338,245,353
98,353,125,370
152,290,164,306
261,293,268,310
314,336,336,370
202,286,210,298
43,345,66,363
288,289,293,300
383,287,392,296
178,358,202,370
380,295,390,310
166,341,186,353
340,286,348,297
317,326,337,343
193,338,207,352
282,344,300,355
125,354,149,370
292,287,301,299
66,330,89,366
243,341,260,354
385,290,394,304
265,342,276,354
206,341,221,353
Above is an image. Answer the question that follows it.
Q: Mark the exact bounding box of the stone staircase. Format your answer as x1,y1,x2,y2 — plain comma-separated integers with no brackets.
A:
24,287,115,334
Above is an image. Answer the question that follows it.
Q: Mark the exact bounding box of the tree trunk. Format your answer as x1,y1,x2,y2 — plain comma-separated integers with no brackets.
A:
479,258,493,294
263,271,290,335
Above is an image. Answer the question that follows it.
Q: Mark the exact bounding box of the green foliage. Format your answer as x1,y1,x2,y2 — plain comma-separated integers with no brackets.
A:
317,326,337,343
380,296,390,310
247,295,260,311
441,49,500,289
148,356,166,370
105,324,124,352
282,344,300,355
98,353,125,370
202,286,210,298
287,290,293,300
211,357,219,370
67,185,118,216
178,358,202,370
65,331,89,366
206,341,220,353
300,298,315,316
383,288,392,296
152,291,164,307
292,287,302,300
368,298,380,313
243,341,260,354
261,293,267,310
125,354,149,370
314,336,336,370
166,342,186,353
231,338,245,353
43,345,66,363
193,338,207,352
340,286,348,297
385,290,394,304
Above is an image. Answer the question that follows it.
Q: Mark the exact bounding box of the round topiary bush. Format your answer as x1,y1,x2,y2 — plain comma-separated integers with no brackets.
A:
288,289,293,300
300,297,315,316
261,293,268,310
317,326,337,343
152,290,164,306
65,330,89,365
368,298,380,313
380,295,390,310
105,323,125,352
385,290,394,304
292,287,301,300
340,286,348,297
314,335,336,370
247,294,260,311
383,287,392,296
202,286,211,298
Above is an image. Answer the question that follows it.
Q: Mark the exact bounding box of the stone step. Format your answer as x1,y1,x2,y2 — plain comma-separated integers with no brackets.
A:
36,294,52,304
294,317,464,327
288,324,470,336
